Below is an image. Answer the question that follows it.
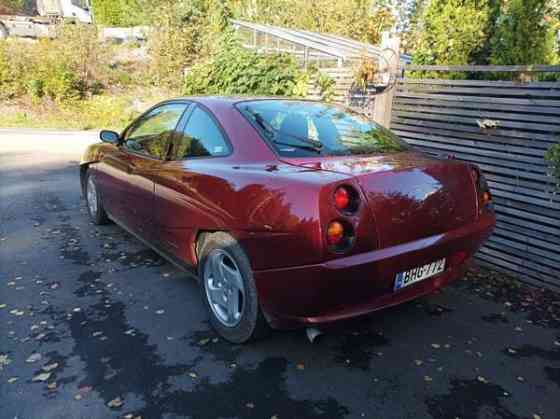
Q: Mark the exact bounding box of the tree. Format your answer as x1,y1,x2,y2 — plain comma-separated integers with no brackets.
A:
412,0,491,66
490,0,556,66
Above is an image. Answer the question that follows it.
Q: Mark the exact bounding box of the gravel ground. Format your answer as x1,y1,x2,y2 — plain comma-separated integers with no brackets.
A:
1,129,559,419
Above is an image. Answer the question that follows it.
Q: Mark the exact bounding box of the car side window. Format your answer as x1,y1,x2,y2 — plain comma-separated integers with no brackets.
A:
124,103,188,159
172,107,230,159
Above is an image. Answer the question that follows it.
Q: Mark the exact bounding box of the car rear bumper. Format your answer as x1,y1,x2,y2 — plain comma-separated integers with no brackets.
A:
253,212,495,329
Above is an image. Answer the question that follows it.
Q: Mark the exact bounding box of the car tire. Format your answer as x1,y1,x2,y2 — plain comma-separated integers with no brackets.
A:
0,24,8,39
84,170,109,225
198,232,270,343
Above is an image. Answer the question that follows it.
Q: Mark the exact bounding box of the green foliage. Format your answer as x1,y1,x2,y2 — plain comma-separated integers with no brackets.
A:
545,143,560,188
315,72,336,102
147,0,215,87
233,0,394,45
184,32,302,96
490,0,556,66
0,24,107,102
412,0,490,77
90,0,147,27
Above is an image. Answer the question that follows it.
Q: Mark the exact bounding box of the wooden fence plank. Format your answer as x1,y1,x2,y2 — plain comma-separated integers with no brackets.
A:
399,78,560,88
394,97,560,116
393,104,560,125
404,64,560,72
394,110,560,133
398,85,560,98
393,130,548,157
395,92,560,108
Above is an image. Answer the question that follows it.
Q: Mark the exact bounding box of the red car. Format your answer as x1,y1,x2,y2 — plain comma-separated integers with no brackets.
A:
80,97,495,343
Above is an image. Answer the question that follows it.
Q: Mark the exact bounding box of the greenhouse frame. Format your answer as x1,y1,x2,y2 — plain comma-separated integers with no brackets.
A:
232,19,411,69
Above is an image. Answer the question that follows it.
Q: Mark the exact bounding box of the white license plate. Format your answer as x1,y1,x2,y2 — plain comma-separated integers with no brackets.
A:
394,258,446,291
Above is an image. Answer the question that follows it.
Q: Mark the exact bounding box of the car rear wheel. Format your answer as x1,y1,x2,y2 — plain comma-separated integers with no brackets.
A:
198,232,270,343
85,170,109,225
0,24,8,39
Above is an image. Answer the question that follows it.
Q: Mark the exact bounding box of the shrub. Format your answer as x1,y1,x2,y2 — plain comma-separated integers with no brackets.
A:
183,32,301,96
545,143,560,188
0,24,107,101
490,0,556,67
412,0,491,79
147,0,209,88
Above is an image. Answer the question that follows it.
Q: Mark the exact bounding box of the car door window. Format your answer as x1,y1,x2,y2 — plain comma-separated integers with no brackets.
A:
124,103,188,159
172,107,230,159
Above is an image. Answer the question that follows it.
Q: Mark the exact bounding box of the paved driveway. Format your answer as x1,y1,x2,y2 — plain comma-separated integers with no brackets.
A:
1,129,559,419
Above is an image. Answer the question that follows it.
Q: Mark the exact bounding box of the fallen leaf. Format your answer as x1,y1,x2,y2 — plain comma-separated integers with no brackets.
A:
198,338,210,346
47,382,57,390
0,354,12,371
7,377,18,383
42,363,59,372
0,304,6,309
189,372,197,378
533,414,542,419
517,376,525,382
414,360,424,366
32,372,52,382
554,340,560,347
156,310,165,315
107,397,124,408
296,363,305,370
477,376,488,384
74,394,83,400
92,331,103,337
431,343,441,349
26,353,42,363
246,402,255,409
424,375,433,382
507,348,517,354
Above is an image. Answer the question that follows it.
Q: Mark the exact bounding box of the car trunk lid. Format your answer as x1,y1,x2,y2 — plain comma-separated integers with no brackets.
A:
282,152,478,248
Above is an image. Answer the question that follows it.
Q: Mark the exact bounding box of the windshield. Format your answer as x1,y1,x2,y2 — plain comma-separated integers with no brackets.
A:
237,100,410,157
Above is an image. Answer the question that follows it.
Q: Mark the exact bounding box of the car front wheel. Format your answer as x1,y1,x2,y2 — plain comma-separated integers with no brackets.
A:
198,232,269,343
85,170,109,225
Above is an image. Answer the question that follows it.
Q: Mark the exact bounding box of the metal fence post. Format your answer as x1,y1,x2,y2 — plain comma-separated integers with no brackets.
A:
372,35,401,128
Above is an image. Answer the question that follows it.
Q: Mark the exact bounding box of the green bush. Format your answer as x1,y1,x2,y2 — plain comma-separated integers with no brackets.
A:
90,0,146,27
412,0,491,77
0,24,107,102
183,32,301,96
545,143,560,188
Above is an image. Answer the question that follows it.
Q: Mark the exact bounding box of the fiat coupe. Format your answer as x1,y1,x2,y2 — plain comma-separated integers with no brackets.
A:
80,97,495,343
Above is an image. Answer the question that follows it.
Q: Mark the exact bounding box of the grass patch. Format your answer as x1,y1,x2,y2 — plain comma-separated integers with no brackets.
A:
0,89,174,131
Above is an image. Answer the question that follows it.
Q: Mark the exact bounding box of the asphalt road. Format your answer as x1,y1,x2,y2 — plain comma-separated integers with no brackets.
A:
1,129,559,419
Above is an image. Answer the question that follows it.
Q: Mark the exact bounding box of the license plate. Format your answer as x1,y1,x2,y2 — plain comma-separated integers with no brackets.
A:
394,258,446,291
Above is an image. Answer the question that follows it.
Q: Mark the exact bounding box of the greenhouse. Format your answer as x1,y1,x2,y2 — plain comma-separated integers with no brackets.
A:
232,19,411,69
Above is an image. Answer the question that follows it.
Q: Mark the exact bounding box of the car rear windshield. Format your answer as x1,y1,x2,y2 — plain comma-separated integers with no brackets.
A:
237,100,410,157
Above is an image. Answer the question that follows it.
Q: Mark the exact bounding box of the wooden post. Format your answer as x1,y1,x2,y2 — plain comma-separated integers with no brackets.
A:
372,34,401,128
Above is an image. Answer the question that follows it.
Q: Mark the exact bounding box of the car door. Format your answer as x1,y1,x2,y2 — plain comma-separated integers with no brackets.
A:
97,102,189,241
152,105,233,264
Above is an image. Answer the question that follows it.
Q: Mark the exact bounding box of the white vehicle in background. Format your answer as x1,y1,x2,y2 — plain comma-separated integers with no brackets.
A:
0,0,92,39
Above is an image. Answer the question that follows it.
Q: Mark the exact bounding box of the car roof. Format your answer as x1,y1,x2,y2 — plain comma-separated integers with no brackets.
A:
170,96,323,108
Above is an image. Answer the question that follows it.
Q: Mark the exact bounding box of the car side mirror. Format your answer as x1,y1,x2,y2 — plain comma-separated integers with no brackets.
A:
100,130,121,145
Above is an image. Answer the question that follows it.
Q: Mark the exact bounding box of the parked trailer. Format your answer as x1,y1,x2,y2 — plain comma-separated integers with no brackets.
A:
0,0,92,39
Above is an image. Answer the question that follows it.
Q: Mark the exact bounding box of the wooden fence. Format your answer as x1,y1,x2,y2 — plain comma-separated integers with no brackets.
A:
391,66,560,289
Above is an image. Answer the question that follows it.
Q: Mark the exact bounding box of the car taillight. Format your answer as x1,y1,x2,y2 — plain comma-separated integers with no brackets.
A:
333,185,359,214
326,220,355,252
327,221,345,245
472,168,493,212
